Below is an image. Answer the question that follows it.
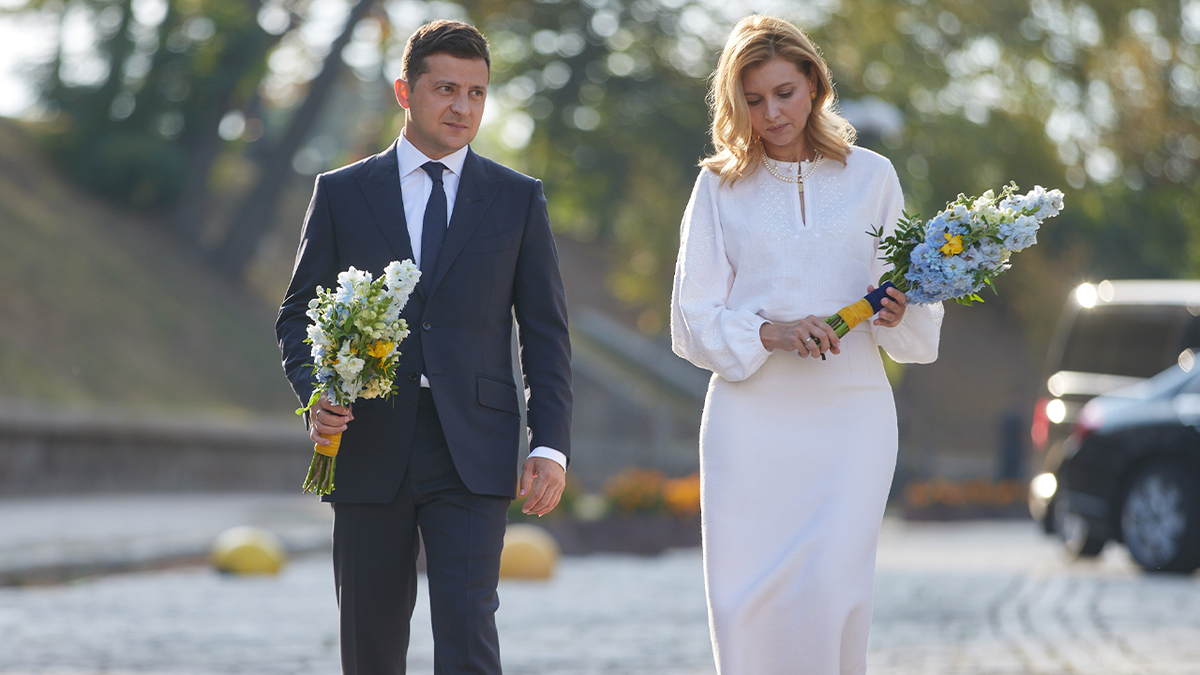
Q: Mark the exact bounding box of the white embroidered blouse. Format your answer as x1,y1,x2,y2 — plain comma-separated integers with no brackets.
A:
670,146,944,382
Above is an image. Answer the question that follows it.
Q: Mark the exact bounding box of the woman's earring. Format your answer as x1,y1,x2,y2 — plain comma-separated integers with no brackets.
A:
810,91,817,100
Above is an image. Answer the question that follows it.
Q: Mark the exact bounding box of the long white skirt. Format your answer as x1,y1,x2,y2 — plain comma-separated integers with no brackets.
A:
700,329,897,675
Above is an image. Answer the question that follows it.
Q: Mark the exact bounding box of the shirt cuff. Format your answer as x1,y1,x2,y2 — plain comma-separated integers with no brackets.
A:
528,446,568,473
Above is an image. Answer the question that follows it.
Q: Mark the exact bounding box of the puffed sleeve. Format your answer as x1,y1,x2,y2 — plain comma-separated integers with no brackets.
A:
869,165,943,364
671,170,772,382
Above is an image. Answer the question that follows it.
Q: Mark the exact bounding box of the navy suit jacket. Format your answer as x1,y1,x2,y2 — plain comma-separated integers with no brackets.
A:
276,141,572,502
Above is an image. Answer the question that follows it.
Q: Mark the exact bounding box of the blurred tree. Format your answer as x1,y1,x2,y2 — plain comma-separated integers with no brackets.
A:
810,0,1200,344
169,0,298,243
464,0,717,333
462,0,1200,341
8,0,1200,319
27,0,303,212
210,0,377,277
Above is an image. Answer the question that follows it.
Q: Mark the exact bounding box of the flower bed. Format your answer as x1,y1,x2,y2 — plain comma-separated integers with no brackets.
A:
901,478,1029,520
509,468,702,555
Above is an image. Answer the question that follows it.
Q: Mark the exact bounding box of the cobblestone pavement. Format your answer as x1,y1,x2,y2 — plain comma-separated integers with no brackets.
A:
2,518,1198,674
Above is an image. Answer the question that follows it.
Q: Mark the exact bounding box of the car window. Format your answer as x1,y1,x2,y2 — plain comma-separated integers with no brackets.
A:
1058,305,1194,379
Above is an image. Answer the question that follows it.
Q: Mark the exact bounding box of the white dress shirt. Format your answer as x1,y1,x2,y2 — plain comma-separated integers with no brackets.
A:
396,133,567,473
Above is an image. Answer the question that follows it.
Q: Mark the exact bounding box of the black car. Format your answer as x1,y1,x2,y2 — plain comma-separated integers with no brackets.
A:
1029,280,1200,534
1048,363,1200,573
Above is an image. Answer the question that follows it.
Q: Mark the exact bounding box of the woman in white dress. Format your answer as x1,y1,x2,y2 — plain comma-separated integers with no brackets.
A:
670,15,943,675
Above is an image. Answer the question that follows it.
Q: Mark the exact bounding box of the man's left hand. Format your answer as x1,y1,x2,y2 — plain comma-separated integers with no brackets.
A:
518,457,566,516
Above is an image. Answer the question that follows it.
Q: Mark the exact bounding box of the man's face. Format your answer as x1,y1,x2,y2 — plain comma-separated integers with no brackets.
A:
395,53,489,159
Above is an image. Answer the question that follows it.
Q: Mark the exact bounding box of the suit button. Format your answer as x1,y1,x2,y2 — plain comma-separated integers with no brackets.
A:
422,321,431,331
407,371,418,381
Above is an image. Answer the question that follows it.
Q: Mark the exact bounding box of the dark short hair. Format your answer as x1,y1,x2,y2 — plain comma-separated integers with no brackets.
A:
402,20,491,85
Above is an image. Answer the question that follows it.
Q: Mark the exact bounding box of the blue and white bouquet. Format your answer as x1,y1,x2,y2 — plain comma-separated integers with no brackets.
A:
296,260,421,495
821,183,1065,348
881,183,1066,304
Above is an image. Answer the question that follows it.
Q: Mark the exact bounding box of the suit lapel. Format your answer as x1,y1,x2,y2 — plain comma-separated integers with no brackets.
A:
355,140,416,272
427,149,502,298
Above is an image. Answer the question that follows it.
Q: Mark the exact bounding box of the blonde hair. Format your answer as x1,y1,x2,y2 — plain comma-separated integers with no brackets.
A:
701,15,855,184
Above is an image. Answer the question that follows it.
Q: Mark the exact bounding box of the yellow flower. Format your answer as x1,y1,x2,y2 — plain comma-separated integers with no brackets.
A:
939,233,964,256
367,341,394,359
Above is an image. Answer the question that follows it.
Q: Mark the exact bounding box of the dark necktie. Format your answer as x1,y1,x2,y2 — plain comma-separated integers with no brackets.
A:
419,161,448,291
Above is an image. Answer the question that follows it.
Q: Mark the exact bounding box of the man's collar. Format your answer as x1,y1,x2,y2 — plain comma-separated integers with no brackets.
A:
397,134,469,178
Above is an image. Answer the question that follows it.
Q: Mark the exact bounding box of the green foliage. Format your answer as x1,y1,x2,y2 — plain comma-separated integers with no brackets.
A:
0,118,297,414
51,129,189,207
470,0,1200,339
27,0,293,211
8,0,1200,337
871,212,922,292
472,0,714,330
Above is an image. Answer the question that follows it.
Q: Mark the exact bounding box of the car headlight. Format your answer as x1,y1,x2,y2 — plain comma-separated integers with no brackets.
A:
1045,398,1067,424
1031,472,1058,501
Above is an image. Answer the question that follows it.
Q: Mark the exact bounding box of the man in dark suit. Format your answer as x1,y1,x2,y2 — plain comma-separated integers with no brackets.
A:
275,20,571,674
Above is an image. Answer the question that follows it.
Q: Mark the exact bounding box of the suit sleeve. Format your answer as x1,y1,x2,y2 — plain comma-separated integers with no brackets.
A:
512,179,573,460
276,174,340,409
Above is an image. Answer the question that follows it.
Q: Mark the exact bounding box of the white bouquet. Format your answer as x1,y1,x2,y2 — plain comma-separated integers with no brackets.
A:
297,260,420,495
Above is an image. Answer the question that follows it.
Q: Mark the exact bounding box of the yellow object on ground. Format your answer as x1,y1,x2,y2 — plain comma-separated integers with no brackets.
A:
499,524,560,580
211,526,287,575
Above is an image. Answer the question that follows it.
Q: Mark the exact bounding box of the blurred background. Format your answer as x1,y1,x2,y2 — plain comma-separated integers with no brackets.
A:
2,0,1200,669
3,0,1198,494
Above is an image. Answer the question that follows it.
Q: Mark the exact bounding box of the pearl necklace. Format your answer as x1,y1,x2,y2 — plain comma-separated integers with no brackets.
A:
762,152,824,194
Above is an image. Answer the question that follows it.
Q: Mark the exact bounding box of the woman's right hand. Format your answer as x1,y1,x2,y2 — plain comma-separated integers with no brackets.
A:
759,316,841,358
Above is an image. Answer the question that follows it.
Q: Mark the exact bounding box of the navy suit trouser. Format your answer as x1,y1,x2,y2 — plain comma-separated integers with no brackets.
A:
333,389,510,674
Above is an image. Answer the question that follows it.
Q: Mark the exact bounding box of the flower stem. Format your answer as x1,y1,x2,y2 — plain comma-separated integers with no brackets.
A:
302,454,337,495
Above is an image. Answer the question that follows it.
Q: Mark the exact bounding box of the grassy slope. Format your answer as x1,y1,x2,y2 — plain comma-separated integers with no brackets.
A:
0,118,299,418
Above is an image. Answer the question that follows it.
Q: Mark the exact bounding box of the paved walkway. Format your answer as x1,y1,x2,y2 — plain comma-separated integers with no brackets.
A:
1,495,1198,674
0,493,331,583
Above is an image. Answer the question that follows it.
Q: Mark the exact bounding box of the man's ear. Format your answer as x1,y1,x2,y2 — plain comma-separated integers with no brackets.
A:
394,79,410,109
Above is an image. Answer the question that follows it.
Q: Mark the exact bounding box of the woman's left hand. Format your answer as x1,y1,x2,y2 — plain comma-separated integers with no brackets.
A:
872,285,907,327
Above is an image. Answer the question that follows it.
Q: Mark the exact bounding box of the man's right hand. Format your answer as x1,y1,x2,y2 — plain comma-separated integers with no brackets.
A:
310,393,353,445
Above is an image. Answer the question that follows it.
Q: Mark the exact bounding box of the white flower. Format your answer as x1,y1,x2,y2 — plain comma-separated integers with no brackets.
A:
335,266,372,304
972,190,995,210
339,378,362,400
334,341,365,380
307,324,329,346
361,379,389,399
384,259,421,309
383,301,402,324
336,356,365,380
1033,188,1064,219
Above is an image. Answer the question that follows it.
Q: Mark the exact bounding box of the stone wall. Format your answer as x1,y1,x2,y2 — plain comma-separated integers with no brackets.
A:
0,409,311,494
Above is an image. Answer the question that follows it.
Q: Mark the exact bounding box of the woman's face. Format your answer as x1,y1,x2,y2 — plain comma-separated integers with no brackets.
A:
741,57,817,161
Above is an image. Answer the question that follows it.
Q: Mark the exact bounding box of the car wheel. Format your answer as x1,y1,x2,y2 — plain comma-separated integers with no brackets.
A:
1120,462,1200,573
1057,509,1105,559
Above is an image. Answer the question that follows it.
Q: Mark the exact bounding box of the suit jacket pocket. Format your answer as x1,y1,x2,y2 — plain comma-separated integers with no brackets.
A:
478,375,520,415
459,231,514,255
